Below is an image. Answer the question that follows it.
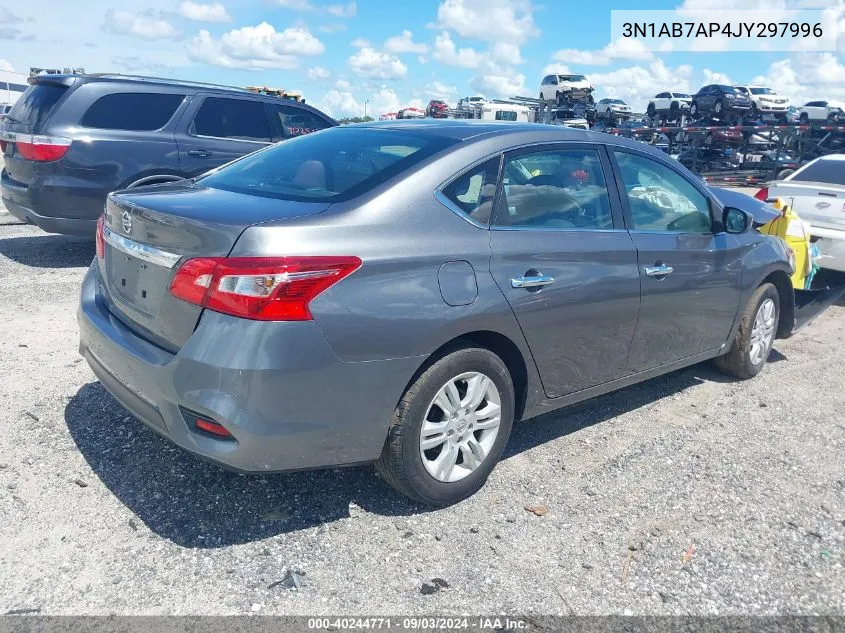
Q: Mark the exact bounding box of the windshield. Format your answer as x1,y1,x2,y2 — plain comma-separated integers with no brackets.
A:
610,99,624,104
560,75,587,82
198,127,456,202
673,93,690,98
750,87,774,95
791,160,845,186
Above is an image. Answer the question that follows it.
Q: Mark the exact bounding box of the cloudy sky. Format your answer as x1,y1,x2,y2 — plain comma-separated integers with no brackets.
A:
1,0,844,118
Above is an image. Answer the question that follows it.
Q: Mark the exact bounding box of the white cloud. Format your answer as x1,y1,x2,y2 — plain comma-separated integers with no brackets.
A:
750,53,845,104
551,38,654,66
384,30,428,54
435,0,539,45
0,7,22,24
103,9,180,40
277,0,356,17
425,80,457,101
490,41,523,65
348,46,407,79
187,23,324,70
308,65,331,79
470,72,525,98
432,31,485,68
371,86,403,114
319,23,347,33
350,37,370,48
335,78,351,90
0,58,13,72
318,90,362,118
703,68,733,84
178,1,231,23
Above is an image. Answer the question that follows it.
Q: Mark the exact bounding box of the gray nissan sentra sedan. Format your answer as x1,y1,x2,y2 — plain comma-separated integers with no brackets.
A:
79,120,804,506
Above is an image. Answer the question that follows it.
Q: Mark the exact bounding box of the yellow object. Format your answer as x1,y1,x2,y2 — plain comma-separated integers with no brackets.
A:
758,198,811,289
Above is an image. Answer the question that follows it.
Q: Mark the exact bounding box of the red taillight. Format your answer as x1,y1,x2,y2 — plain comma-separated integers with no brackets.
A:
754,187,769,201
195,418,233,438
14,134,72,162
95,215,105,260
169,256,362,321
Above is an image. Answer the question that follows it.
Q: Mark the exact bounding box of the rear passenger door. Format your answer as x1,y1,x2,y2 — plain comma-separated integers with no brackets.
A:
176,94,272,176
488,144,641,398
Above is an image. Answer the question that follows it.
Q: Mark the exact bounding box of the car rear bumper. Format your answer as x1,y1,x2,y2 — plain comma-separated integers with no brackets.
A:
77,262,423,473
2,169,104,236
808,225,845,273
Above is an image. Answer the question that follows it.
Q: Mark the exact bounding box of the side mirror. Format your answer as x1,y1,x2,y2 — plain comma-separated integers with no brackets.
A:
723,206,753,234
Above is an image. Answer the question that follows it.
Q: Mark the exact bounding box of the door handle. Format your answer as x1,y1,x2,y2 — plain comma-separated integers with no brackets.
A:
511,275,555,288
816,201,831,208
644,264,674,277
188,149,212,158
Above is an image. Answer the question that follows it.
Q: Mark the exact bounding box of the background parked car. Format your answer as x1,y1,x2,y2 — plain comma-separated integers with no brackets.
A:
595,98,631,118
646,92,692,119
756,154,845,272
798,101,843,123
426,99,449,118
539,74,594,105
0,73,336,236
457,96,488,110
734,85,790,118
690,85,753,119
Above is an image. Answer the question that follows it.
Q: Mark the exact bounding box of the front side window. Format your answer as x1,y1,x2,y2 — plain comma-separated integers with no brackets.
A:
267,103,331,139
494,148,613,230
191,97,271,142
81,93,185,131
613,151,712,233
440,157,500,224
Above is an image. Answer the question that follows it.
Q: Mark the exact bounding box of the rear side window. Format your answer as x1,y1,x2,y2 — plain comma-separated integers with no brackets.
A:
441,157,500,225
191,97,271,142
198,127,455,202
81,93,185,131
7,84,68,127
791,160,845,186
495,149,613,230
267,103,331,140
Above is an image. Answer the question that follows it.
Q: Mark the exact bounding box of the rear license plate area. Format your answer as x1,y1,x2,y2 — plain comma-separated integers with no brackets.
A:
106,249,167,317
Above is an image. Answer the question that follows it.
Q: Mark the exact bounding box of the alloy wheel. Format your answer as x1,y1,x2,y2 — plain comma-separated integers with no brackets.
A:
749,298,776,366
419,372,501,483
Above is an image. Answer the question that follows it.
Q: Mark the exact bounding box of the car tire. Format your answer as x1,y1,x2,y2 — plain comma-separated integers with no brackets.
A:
750,103,759,119
776,168,795,179
715,283,780,380
555,91,562,106
800,112,809,124
690,102,699,117
827,112,839,123
669,102,679,120
376,345,515,506
647,103,656,118
714,99,723,116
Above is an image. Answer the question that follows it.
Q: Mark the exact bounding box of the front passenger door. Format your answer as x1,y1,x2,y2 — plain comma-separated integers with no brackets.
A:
610,149,744,372
488,145,641,398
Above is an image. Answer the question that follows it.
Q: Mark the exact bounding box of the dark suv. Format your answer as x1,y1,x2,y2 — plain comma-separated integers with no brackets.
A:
0,74,336,236
689,84,753,120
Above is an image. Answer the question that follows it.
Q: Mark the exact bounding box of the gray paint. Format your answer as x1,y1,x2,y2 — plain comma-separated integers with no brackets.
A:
78,121,807,474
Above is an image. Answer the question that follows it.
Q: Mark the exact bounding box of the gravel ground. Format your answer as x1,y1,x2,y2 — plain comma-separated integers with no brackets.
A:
0,220,844,616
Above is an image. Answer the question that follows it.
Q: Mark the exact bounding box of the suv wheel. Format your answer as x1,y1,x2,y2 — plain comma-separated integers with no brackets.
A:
669,102,680,120
714,99,723,116
376,346,515,506
647,103,656,117
800,112,809,124
690,102,699,117
715,283,779,379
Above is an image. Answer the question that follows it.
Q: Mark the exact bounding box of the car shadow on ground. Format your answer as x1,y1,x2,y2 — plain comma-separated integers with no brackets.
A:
0,234,94,268
65,361,731,548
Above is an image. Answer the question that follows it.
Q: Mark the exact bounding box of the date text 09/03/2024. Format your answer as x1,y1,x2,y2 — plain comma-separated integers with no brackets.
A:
622,22,822,38
306,618,530,630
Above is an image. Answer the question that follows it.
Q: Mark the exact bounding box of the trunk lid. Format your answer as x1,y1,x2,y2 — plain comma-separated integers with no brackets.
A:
768,181,845,231
101,181,332,350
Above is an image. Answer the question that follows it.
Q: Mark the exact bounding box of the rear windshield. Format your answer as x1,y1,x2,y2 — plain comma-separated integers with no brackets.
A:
198,127,457,202
791,160,845,186
7,83,68,127
750,87,774,95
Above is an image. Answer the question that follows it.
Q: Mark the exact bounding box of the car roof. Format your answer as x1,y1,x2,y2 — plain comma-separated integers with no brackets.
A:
347,119,668,154
33,73,254,95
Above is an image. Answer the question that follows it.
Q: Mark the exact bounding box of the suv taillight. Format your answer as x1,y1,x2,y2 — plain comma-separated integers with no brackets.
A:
169,256,362,321
14,133,72,162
